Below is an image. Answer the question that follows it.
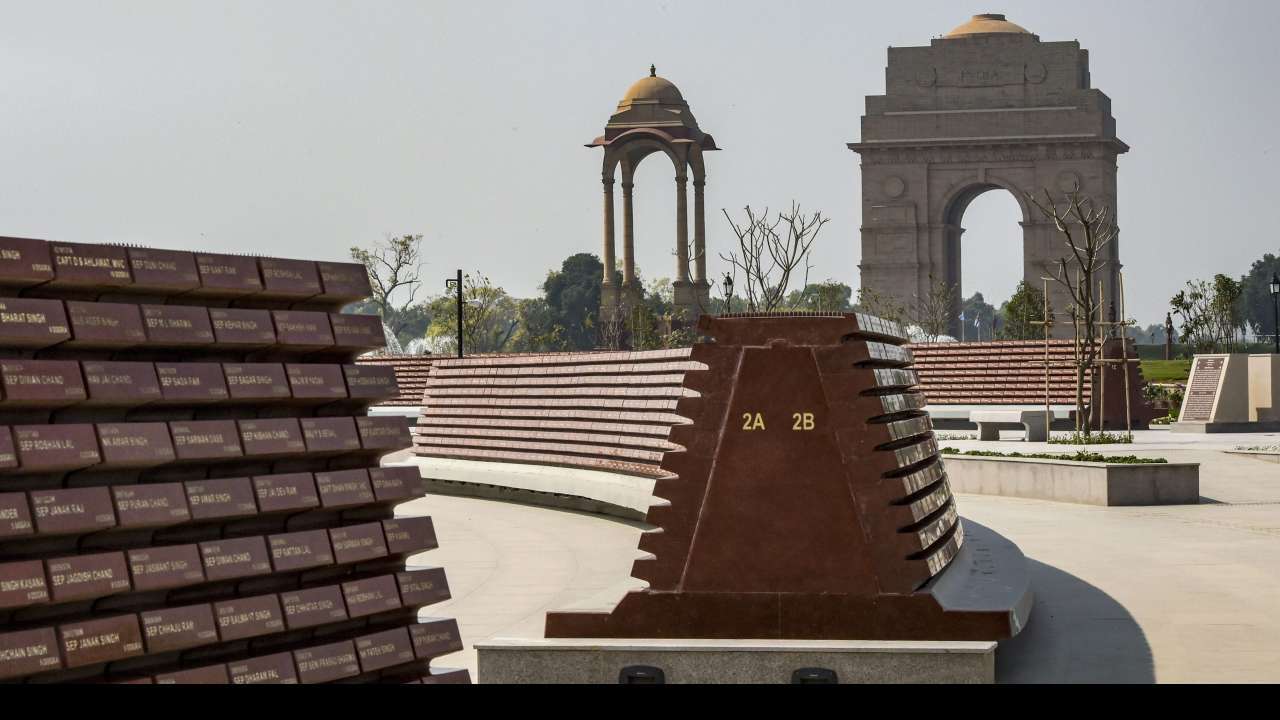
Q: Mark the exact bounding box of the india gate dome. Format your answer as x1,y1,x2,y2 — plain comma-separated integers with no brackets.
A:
622,66,685,103
944,13,1032,38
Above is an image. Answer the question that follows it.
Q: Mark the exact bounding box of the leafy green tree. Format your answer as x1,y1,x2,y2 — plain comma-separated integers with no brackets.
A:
1171,274,1246,353
998,282,1054,340
960,292,997,341
426,272,519,355
508,298,567,353
784,281,853,312
1240,253,1280,342
542,253,603,350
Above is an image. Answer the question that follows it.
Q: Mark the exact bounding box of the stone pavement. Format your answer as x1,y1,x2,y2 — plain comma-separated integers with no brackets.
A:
394,429,1280,683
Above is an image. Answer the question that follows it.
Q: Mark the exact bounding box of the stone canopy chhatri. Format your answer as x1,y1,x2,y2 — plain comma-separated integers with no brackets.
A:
588,66,718,322
850,14,1129,338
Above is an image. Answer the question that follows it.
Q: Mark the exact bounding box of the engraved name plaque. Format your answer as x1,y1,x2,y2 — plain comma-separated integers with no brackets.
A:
409,618,463,660
194,253,263,298
285,363,347,401
60,614,145,668
328,522,389,565
141,603,218,654
184,477,258,521
294,639,360,684
268,529,333,572
356,416,411,451
237,418,305,458
367,466,420,503
96,422,176,468
214,594,285,641
382,517,438,555
258,258,321,300
272,310,334,348
0,627,62,680
315,262,373,306
13,424,101,473
46,551,131,603
48,242,132,288
223,363,290,401
65,301,147,348
29,487,116,536
128,544,205,592
355,627,415,673
300,416,361,453
170,420,243,461
0,298,70,349
1,360,86,408
82,361,163,407
0,236,55,288
342,364,398,401
1182,356,1225,423
141,305,215,346
329,313,387,350
199,536,271,582
341,574,402,618
314,469,375,509
155,363,230,403
0,492,34,538
252,472,319,513
112,483,191,529
126,247,200,292
396,568,452,608
154,664,230,684
209,308,276,346
0,559,50,610
280,584,348,630
228,651,298,684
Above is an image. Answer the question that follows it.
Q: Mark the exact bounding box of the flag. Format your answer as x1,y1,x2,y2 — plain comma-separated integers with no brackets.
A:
959,311,966,322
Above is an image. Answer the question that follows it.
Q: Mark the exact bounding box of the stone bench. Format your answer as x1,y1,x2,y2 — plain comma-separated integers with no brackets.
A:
969,410,1054,442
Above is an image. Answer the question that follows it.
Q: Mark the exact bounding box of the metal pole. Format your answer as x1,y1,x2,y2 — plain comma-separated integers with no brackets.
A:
1120,273,1132,438
1097,280,1105,433
1043,278,1051,442
1274,279,1279,354
455,269,464,359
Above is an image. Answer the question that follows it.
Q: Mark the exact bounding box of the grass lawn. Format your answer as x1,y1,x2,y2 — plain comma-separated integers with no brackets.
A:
1142,359,1192,383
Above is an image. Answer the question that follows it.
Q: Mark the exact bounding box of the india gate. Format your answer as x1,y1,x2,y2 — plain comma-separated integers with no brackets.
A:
850,14,1127,337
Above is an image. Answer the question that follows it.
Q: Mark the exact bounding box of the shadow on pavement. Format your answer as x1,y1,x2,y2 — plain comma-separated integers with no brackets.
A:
997,559,1154,683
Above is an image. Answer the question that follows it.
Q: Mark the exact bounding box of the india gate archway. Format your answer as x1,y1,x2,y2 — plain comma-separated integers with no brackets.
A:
589,66,717,322
850,14,1128,338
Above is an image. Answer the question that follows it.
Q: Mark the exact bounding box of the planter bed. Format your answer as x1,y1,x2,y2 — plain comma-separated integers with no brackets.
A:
942,452,1199,507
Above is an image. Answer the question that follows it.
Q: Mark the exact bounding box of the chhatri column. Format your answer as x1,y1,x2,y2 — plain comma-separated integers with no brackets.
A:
600,178,618,315
675,175,690,283
693,178,709,301
621,181,637,308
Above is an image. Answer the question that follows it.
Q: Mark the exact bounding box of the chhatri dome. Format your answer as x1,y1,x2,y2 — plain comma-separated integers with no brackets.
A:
621,65,685,104
944,13,1032,38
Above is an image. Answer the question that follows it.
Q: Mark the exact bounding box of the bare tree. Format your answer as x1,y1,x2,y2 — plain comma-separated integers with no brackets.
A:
350,234,424,339
720,202,829,313
1026,184,1115,436
913,274,957,343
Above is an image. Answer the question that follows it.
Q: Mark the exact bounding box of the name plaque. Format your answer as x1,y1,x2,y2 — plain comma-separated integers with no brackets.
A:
329,313,387,350
258,258,321,299
409,618,463,660
47,551,131,603
0,298,70,349
1,359,86,408
214,593,285,641
209,308,276,346
341,574,402,618
294,639,360,684
96,422,176,468
154,664,230,684
60,614,144,669
223,363,290,401
252,472,319,513
199,536,271,582
141,305,215,346
280,584,348,630
0,627,62,680
170,420,242,461
396,568,451,607
315,262,372,304
194,253,263,297
356,416,411,451
328,522,389,565
154,362,230,403
141,603,218,654
382,517,438,555
314,469,375,509
0,236,55,288
268,529,333,572
112,483,191,529
300,416,361,453
367,466,420,503
1182,356,1225,423
0,559,50,610
0,492,34,538
125,247,200,292
184,477,258,520
48,242,132,288
82,361,163,406
285,363,347,401
29,486,116,536
13,424,101,473
228,651,298,685
127,544,205,592
355,627,415,673
342,364,398,401
65,301,147,348
238,418,305,457
272,310,334,347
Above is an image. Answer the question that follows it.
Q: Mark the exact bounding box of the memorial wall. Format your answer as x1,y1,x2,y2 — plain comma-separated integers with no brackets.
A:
0,236,465,684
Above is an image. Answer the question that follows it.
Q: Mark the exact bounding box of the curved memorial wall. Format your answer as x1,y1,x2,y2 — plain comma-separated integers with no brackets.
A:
0,236,465,685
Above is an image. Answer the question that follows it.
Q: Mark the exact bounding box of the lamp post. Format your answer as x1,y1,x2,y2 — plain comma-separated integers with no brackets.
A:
722,273,734,315
445,269,463,358
1270,272,1280,354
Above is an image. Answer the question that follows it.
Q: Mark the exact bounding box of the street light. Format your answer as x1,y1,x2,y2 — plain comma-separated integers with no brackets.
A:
445,269,463,359
722,273,734,315
1270,272,1280,354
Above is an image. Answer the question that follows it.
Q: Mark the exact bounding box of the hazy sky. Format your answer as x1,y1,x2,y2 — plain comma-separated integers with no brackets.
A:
2,1,1278,325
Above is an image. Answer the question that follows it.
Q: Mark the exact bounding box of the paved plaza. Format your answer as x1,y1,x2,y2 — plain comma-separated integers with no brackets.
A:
399,429,1280,683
